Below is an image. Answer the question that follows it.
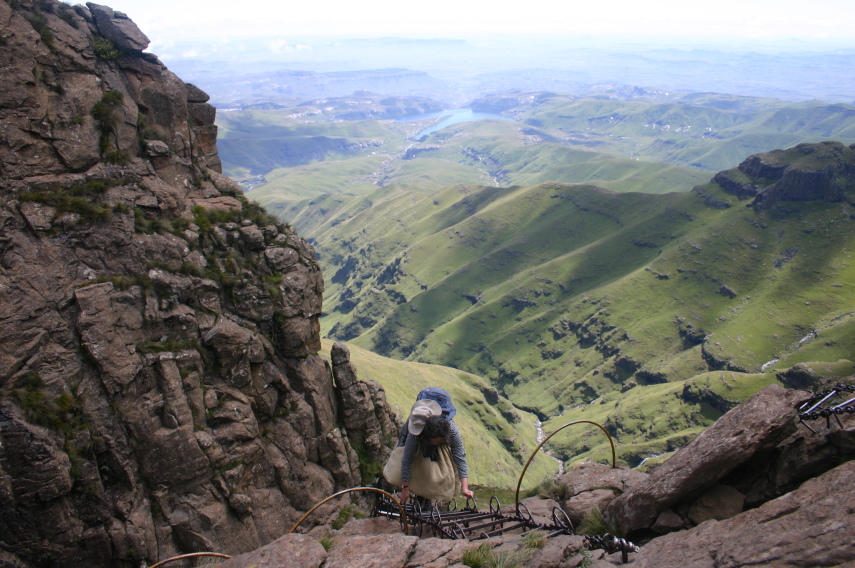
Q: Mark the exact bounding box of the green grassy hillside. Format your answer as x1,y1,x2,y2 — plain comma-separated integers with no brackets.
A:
304,143,855,466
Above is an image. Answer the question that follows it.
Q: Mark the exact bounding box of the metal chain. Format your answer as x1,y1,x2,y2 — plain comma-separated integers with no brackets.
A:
584,534,639,564
796,383,855,422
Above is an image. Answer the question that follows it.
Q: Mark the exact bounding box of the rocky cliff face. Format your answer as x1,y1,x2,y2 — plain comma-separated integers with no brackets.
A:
711,140,855,206
0,1,399,566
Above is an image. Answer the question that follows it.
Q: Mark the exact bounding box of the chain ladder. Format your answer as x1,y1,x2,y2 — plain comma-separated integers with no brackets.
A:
796,383,855,432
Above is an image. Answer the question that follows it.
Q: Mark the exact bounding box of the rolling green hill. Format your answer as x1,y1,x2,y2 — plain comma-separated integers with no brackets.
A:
303,142,855,467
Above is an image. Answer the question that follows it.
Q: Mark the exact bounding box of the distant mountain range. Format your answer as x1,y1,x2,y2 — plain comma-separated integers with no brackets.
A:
167,36,855,106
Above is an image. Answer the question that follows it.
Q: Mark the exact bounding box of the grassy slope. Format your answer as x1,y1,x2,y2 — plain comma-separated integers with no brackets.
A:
313,176,855,466
319,342,557,489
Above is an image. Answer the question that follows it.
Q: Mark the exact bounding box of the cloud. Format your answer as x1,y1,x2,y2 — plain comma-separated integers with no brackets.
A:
265,39,314,53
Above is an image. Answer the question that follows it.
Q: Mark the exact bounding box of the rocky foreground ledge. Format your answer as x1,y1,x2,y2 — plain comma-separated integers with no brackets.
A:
222,385,854,568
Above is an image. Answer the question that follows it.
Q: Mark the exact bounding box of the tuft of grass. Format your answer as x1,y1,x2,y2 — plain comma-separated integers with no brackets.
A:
577,506,620,537
318,533,336,551
524,478,566,501
331,504,367,530
521,529,547,549
463,543,494,568
462,543,533,568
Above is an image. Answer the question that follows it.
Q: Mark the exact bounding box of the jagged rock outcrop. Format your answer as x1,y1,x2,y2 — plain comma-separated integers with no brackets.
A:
330,342,401,466
0,1,398,566
711,141,855,206
627,460,855,568
604,385,807,535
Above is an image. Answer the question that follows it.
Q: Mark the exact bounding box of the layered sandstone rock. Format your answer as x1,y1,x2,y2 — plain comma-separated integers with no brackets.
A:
0,1,398,566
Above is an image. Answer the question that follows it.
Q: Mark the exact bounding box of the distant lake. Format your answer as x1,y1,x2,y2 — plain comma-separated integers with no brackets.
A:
397,108,513,137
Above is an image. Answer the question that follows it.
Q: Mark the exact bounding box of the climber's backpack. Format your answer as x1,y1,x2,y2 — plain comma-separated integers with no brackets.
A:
416,387,457,420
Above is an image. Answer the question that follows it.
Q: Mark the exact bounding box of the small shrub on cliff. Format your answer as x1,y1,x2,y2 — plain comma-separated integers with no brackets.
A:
93,35,119,59
136,337,201,354
351,442,384,484
20,181,115,224
56,4,78,28
239,197,280,228
91,91,124,155
104,150,131,165
134,208,171,234
24,8,54,51
6,373,87,436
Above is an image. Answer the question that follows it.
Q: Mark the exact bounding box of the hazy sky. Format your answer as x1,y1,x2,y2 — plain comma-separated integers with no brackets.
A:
101,0,855,47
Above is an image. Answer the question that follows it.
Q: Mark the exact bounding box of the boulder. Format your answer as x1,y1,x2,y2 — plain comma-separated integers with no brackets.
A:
628,460,855,568
86,3,150,51
605,385,808,535
686,483,745,524
560,462,648,525
218,534,327,568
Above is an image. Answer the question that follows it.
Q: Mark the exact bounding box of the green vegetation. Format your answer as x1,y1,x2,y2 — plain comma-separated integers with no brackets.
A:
136,337,201,354
521,530,547,549
223,93,855,477
308,146,855,467
24,7,54,51
577,506,620,537
485,93,855,172
19,180,118,223
85,274,152,291
331,504,367,529
462,543,533,568
5,373,86,435
4,373,90,479
352,442,385,484
93,35,119,60
91,91,124,156
318,533,336,551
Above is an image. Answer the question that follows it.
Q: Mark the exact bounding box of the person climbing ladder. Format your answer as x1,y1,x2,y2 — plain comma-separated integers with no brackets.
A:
384,387,474,504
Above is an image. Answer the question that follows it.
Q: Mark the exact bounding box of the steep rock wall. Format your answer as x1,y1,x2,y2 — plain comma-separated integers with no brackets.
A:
0,1,399,566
